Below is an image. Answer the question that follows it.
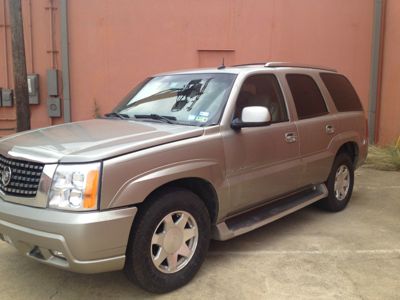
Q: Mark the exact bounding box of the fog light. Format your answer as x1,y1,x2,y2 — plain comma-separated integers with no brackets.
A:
51,250,66,259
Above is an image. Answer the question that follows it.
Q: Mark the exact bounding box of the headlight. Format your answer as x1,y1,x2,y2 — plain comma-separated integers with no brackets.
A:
48,163,101,211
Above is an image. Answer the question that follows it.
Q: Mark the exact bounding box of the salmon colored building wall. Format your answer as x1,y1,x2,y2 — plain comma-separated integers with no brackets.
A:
3,0,398,144
377,0,400,145
0,0,63,133
67,0,373,122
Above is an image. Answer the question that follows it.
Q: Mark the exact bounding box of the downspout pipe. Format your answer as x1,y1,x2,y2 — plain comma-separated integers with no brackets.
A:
60,0,71,122
368,0,386,144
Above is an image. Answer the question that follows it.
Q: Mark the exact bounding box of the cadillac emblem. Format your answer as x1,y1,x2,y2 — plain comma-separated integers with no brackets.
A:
1,166,12,186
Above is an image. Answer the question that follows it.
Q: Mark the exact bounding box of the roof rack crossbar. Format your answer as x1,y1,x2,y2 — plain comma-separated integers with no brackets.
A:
264,62,337,72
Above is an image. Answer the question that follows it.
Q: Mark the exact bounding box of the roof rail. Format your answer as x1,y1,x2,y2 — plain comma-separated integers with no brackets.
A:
264,62,337,72
232,63,265,67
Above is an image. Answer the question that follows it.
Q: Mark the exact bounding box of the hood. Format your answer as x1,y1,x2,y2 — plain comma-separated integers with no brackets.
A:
0,119,204,163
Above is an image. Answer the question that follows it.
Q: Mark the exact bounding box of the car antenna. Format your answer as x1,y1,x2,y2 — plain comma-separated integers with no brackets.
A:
217,58,225,69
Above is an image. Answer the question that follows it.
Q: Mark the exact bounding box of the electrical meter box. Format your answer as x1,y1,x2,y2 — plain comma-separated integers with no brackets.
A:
47,97,61,117
47,69,58,96
1,89,13,107
28,74,40,104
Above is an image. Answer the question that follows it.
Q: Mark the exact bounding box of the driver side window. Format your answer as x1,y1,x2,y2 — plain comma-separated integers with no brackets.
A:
234,74,288,123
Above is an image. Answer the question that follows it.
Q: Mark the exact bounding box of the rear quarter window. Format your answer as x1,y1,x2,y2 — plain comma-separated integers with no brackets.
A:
286,74,328,120
320,73,363,112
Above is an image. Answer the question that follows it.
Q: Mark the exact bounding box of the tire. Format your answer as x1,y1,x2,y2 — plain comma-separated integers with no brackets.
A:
318,152,354,212
124,187,211,293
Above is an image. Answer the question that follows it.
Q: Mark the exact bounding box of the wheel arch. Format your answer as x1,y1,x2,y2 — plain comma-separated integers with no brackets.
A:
137,177,219,225
336,141,359,167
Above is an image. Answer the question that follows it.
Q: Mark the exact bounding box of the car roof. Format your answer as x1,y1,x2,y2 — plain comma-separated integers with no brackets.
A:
154,62,338,77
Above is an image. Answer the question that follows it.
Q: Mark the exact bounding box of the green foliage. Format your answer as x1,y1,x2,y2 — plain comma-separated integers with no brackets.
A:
365,144,400,171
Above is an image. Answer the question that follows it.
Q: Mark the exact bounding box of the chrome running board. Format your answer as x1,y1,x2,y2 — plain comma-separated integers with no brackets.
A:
212,184,328,241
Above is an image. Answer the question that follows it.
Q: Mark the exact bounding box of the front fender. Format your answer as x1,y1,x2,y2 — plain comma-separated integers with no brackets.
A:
104,159,225,209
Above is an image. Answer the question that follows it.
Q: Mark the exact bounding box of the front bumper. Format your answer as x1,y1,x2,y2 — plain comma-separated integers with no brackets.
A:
0,198,137,274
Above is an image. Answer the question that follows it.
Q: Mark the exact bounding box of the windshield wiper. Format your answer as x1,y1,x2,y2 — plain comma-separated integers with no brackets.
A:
125,88,183,110
104,112,130,119
134,114,177,124
152,88,183,96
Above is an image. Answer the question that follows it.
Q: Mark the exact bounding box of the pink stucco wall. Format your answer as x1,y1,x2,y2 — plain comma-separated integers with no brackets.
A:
67,0,373,122
0,0,63,132
377,0,400,145
4,0,394,141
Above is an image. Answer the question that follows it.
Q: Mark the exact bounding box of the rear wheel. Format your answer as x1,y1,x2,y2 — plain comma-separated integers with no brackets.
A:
318,152,354,212
124,188,210,293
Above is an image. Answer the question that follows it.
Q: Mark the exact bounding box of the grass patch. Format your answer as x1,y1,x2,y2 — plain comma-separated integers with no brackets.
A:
365,145,400,171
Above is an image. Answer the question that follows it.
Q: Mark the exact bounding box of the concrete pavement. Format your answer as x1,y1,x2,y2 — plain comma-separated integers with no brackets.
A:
0,167,399,299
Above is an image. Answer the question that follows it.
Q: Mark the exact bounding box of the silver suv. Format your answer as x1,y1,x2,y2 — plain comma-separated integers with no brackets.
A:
0,62,368,293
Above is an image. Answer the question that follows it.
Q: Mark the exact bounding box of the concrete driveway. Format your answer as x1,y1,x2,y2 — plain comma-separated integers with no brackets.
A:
1,167,399,299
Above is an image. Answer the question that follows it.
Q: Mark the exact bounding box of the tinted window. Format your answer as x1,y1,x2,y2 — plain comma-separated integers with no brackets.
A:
234,74,288,123
320,73,363,112
286,74,328,119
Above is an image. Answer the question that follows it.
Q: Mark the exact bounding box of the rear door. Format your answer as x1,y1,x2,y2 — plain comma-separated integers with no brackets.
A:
285,73,337,185
222,73,303,214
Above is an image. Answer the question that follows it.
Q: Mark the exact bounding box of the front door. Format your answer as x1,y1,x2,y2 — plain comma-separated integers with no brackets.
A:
222,74,303,214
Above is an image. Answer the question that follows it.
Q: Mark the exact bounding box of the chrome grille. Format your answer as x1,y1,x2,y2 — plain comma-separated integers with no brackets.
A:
0,155,44,197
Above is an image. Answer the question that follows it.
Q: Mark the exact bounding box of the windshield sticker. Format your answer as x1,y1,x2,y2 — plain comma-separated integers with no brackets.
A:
195,116,208,123
199,111,210,117
188,114,196,121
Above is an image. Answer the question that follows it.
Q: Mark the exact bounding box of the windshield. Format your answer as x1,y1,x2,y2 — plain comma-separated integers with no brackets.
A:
112,73,236,126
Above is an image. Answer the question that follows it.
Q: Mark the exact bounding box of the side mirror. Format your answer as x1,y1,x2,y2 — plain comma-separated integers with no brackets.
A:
231,106,271,130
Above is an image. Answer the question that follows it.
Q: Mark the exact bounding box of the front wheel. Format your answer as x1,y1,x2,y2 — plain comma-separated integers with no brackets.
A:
124,188,210,293
318,152,354,212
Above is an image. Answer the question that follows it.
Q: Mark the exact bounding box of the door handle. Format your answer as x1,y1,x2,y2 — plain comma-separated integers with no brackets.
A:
326,125,335,134
285,132,297,143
